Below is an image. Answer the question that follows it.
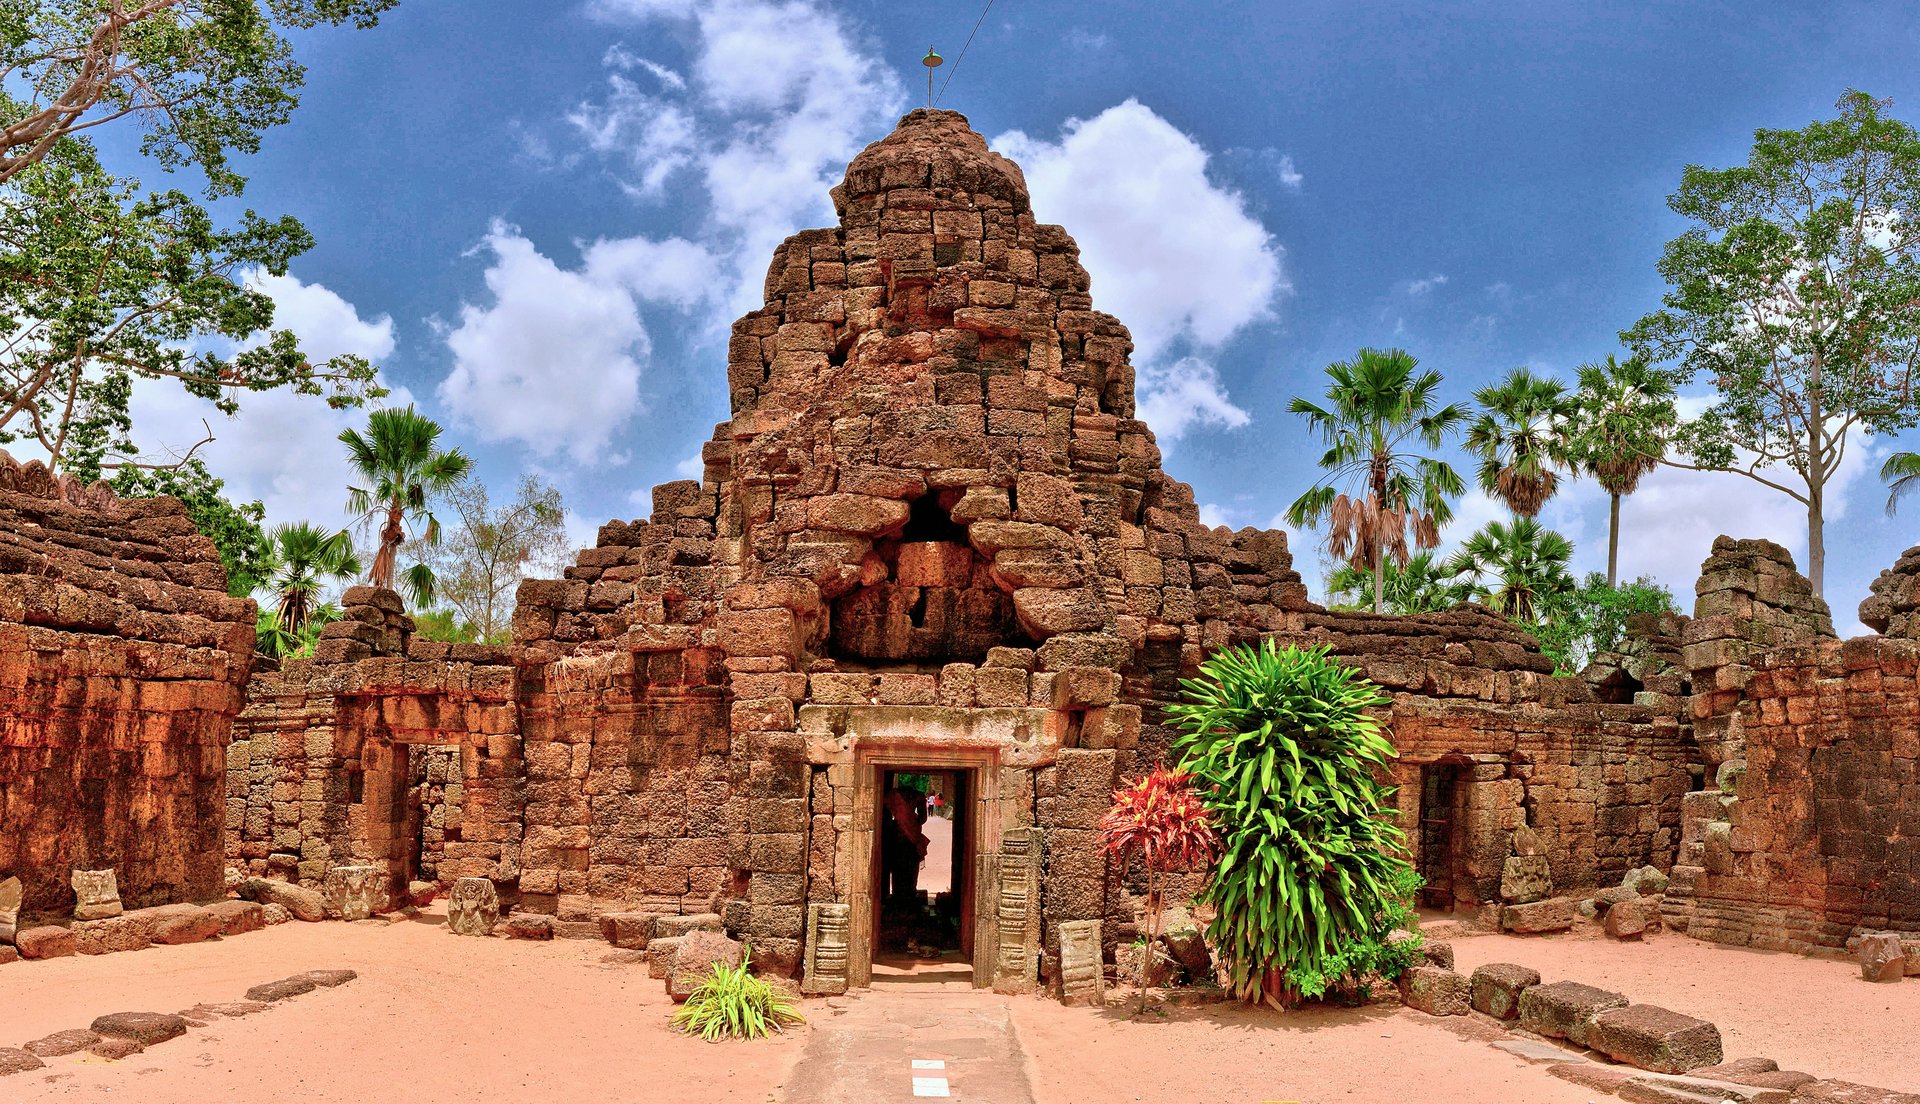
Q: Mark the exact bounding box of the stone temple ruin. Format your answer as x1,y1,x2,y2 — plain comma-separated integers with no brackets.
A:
3,110,1919,1000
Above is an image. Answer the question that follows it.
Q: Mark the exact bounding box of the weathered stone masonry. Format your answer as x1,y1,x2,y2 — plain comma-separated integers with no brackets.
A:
0,453,254,922
220,110,1695,988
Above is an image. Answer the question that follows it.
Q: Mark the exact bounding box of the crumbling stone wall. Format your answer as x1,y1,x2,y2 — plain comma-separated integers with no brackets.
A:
1663,540,1920,952
0,452,255,921
225,587,522,899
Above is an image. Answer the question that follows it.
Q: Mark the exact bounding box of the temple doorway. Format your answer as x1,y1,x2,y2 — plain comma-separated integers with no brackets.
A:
872,768,975,976
1416,761,1470,910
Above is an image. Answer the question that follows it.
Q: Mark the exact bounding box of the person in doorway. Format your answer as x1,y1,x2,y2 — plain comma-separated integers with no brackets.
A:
882,779,930,908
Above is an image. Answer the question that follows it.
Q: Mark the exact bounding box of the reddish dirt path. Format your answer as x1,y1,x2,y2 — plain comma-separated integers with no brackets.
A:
0,912,805,1103
1449,923,1920,1093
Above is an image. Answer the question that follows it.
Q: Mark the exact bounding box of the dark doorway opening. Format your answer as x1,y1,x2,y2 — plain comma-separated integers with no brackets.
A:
873,768,973,970
1417,762,1469,910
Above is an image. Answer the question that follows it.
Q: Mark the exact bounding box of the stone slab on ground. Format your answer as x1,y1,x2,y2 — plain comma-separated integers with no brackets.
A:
241,878,326,923
654,913,722,939
599,911,661,949
88,1036,144,1060
1503,897,1575,934
295,969,357,987
206,899,266,935
1589,1003,1723,1073
1492,1038,1583,1064
193,1001,270,1017
0,1046,45,1075
15,925,76,959
1470,962,1540,1020
1519,980,1629,1047
504,914,554,940
1397,965,1470,1016
246,976,318,1002
153,905,223,945
1792,1082,1920,1104
1621,1073,1789,1103
23,1029,99,1057
90,1011,188,1045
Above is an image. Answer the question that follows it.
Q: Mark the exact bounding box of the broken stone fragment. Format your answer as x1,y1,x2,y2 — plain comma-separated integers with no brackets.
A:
1622,865,1670,896
206,899,266,935
22,1029,100,1057
1858,932,1905,983
1518,980,1629,1047
1397,965,1470,1016
1605,898,1652,940
14,925,76,959
89,1011,188,1046
240,877,327,922
0,1047,45,1075
245,976,317,1002
669,930,745,1003
1501,897,1574,933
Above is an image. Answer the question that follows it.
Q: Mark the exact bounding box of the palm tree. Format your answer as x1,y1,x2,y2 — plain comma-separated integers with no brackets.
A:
256,523,360,657
339,405,473,608
1326,550,1460,614
1443,516,1576,624
1286,348,1468,615
1885,451,1920,515
1466,368,1576,517
1570,356,1677,586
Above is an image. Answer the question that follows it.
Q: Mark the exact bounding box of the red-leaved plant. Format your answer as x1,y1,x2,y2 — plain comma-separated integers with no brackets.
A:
1098,765,1220,1012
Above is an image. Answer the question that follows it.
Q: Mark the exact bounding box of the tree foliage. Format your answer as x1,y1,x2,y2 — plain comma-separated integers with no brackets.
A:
106,455,262,595
339,405,472,609
1624,90,1920,595
1325,549,1458,615
414,474,570,644
0,0,397,194
1443,516,1576,624
1465,367,1575,517
1167,641,1412,1006
1569,356,1678,585
1286,348,1467,615
1533,573,1680,674
0,136,384,473
257,519,356,640
1883,450,1920,515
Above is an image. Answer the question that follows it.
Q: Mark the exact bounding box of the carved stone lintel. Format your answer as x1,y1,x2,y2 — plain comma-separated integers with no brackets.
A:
447,877,499,936
801,902,850,995
71,868,122,921
1057,919,1105,1007
323,866,384,922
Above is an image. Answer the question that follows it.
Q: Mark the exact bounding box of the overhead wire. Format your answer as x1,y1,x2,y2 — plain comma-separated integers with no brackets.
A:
934,0,996,107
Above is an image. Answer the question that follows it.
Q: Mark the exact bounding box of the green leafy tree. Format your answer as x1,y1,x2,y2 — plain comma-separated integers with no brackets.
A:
410,608,479,644
1569,357,1678,585
1883,450,1920,514
1533,573,1680,674
1465,367,1576,518
1443,516,1576,624
259,520,357,638
1325,549,1459,615
0,138,384,472
107,457,264,596
1624,91,1920,596
0,0,396,194
1286,348,1467,616
413,475,571,643
339,405,473,608
255,598,341,661
1168,641,1413,1006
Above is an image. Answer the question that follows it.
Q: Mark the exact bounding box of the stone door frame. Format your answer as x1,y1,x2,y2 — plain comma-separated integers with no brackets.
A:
842,744,1002,989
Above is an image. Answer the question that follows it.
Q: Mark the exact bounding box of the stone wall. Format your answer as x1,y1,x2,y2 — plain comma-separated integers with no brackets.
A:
1664,541,1920,952
0,452,255,921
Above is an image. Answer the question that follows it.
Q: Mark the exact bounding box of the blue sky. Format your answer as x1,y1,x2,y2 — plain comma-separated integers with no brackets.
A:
107,0,1920,630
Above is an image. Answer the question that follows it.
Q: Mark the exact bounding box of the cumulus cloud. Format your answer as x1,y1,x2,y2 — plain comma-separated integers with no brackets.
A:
1405,274,1449,297
992,101,1285,442
122,271,406,532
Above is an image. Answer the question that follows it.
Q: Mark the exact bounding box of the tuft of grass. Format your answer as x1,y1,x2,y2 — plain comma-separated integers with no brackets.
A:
671,946,805,1041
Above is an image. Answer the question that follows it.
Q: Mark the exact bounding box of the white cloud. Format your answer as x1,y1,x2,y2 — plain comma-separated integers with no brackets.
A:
992,101,1285,441
121,272,408,534
438,221,667,465
1275,154,1304,190
674,448,705,479
1405,274,1449,297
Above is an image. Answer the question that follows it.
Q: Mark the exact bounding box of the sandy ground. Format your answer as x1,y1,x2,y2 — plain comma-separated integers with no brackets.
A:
1449,923,1920,1093
1007,997,1598,1104
0,911,806,1103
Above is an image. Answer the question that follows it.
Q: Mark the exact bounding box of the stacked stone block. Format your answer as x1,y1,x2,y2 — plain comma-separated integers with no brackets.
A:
0,452,255,922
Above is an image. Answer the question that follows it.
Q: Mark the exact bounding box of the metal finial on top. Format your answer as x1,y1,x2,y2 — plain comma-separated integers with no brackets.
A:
921,47,943,109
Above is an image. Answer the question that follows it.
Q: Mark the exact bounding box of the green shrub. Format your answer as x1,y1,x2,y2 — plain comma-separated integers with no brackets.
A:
1281,865,1424,1001
670,947,804,1041
1167,641,1416,1006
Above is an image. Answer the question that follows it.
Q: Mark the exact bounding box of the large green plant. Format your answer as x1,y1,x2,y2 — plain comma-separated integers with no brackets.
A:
339,405,472,608
1167,641,1413,1006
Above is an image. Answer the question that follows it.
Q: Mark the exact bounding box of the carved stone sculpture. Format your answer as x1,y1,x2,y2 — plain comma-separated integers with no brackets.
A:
447,876,499,937
801,903,850,995
323,865,384,922
1058,919,1104,1007
71,869,122,921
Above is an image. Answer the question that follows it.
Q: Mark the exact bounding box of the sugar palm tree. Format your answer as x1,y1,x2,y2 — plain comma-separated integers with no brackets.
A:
1443,516,1576,624
1885,451,1920,515
1286,348,1468,615
1326,550,1460,614
339,406,473,608
1466,368,1576,518
257,523,360,658
1571,356,1678,586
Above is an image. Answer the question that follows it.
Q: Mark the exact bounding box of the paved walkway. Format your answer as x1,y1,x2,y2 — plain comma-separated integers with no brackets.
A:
782,979,1035,1104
